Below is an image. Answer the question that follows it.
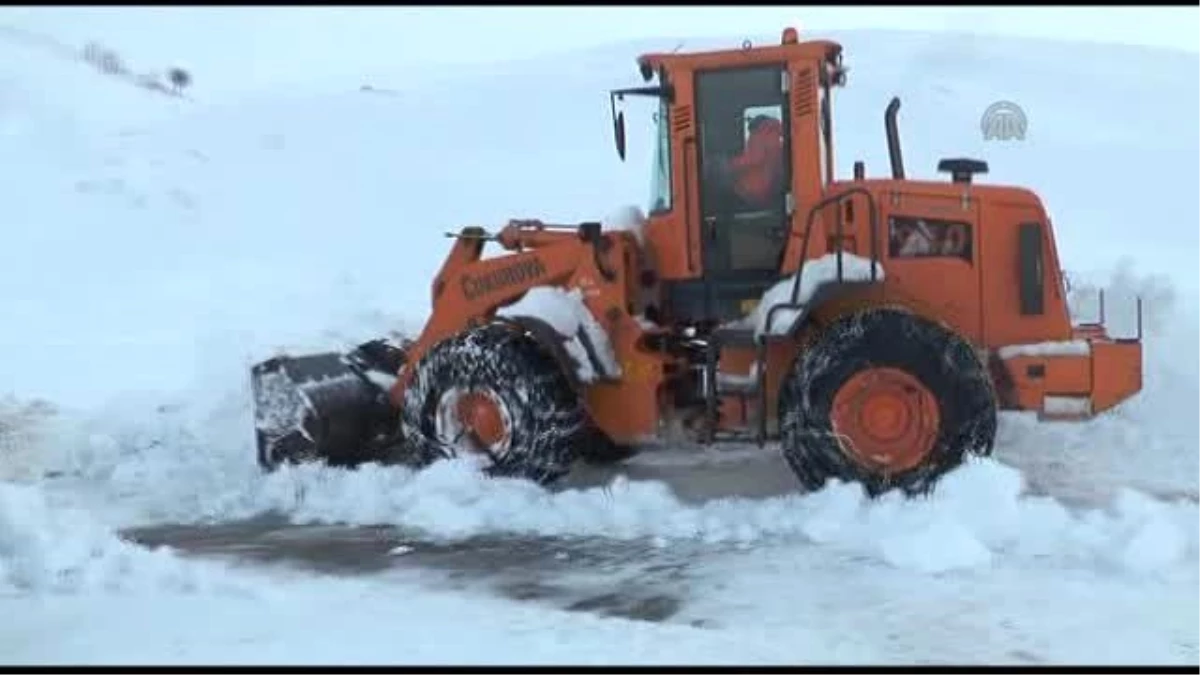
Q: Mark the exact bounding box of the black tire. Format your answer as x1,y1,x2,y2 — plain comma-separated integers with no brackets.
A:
778,307,997,497
399,322,586,485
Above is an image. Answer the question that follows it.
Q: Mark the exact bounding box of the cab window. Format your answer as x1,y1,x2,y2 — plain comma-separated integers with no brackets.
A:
888,215,972,261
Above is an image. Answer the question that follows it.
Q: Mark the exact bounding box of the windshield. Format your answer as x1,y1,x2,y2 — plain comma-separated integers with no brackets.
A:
648,96,672,214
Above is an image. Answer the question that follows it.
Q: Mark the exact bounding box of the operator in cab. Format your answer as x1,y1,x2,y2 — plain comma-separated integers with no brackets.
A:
709,114,785,211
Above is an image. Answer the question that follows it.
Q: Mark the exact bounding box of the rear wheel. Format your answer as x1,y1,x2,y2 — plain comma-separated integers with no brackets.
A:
400,323,586,485
779,308,997,497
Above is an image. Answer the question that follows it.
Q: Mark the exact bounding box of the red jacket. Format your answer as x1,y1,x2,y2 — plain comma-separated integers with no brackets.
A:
728,118,784,207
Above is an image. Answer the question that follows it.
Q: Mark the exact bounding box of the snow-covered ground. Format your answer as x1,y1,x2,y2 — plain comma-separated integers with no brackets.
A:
0,24,1196,665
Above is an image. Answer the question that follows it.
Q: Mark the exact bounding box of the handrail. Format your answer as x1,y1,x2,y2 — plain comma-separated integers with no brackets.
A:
752,187,882,446
1072,287,1145,343
762,187,881,337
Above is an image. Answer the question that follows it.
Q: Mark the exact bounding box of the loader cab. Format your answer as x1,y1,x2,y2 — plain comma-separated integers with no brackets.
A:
613,30,841,325
693,67,791,279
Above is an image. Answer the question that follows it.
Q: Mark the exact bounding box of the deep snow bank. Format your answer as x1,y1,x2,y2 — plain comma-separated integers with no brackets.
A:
0,481,247,594
0,28,1195,405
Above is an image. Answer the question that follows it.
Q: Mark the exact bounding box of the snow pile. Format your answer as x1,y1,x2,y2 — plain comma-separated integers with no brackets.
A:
0,482,242,594
997,340,1092,359
0,398,62,482
1066,257,1175,339
498,286,622,382
734,253,886,335
220,455,1197,576
996,267,1197,504
32,393,268,527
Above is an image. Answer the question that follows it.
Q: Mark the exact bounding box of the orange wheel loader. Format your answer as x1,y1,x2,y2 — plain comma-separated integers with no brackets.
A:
249,28,1144,497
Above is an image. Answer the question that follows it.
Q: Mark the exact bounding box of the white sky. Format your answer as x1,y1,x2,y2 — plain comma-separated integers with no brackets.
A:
0,6,1195,94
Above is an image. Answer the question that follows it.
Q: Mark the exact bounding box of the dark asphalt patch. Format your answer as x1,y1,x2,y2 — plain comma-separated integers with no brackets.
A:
119,446,799,624
565,593,683,623
124,517,713,624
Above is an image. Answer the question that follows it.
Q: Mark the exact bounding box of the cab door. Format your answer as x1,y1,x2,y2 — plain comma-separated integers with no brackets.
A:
692,64,792,323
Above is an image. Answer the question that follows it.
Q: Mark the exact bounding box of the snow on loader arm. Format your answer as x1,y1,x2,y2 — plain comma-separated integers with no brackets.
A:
249,220,633,481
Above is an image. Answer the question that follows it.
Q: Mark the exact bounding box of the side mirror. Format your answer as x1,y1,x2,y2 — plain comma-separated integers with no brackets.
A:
607,84,671,162
614,110,627,162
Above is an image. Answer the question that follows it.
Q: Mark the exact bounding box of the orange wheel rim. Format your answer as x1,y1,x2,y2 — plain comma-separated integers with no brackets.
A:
830,367,940,473
454,390,510,452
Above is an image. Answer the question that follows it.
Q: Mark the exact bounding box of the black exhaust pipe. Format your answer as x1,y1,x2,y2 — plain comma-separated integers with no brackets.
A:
885,96,905,180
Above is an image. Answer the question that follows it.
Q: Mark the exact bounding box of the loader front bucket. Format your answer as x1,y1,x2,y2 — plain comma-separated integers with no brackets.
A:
249,339,406,470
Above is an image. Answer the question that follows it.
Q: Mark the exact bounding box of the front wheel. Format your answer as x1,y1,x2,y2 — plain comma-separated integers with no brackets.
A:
779,308,997,497
399,323,587,485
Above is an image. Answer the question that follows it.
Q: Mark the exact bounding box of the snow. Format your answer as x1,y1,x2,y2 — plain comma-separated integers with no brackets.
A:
734,253,886,335
998,340,1092,359
0,20,1196,665
0,398,58,482
498,286,622,382
250,368,311,439
0,482,242,595
362,369,398,391
603,204,647,244
1042,395,1092,418
4,455,1197,664
716,363,759,392
199,457,1195,576
0,573,889,665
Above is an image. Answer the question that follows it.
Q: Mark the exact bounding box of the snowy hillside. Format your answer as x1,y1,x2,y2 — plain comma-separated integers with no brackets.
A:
0,26,1197,665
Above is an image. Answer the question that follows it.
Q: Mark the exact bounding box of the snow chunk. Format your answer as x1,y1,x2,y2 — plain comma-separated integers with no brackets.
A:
879,517,993,573
0,483,244,594
1043,395,1092,417
497,286,621,383
362,370,398,391
1111,490,1194,575
736,253,885,336
997,340,1091,359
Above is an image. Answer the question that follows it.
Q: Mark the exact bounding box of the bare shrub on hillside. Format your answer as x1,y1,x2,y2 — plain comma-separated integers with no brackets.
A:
81,41,127,76
168,67,191,93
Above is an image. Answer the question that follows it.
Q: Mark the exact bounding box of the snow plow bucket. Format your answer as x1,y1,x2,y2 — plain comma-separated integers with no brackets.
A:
249,340,406,470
